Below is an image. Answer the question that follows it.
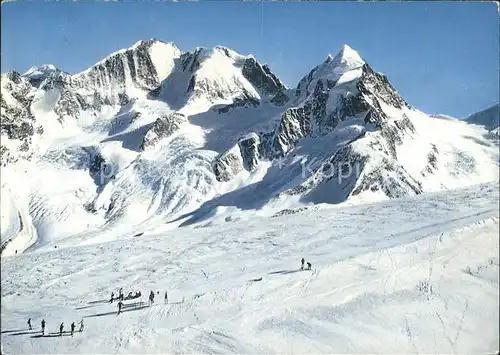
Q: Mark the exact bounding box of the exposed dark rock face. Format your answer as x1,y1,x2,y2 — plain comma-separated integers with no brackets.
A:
273,104,313,156
238,134,260,172
295,66,319,99
188,76,231,102
242,57,286,97
212,133,261,182
180,48,204,73
54,88,86,121
351,158,423,198
0,74,39,164
88,149,106,177
69,40,170,108
140,113,185,151
216,92,260,114
270,62,413,159
271,207,308,218
1,120,34,141
213,151,244,182
278,135,366,198
422,144,439,176
3,41,446,209
270,90,290,106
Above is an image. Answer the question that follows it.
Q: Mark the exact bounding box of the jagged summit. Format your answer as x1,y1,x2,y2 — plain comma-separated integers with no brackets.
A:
330,44,365,70
295,44,365,99
81,39,180,75
1,38,498,252
22,64,64,80
324,54,334,64
466,103,500,132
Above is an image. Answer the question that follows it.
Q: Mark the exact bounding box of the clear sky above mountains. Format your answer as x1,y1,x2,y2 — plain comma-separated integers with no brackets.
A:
1,1,498,118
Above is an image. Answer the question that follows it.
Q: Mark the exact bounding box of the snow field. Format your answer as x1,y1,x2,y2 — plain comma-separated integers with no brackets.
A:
1,182,498,354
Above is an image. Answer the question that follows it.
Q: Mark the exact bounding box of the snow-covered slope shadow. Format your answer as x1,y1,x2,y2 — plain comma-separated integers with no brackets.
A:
1,182,498,354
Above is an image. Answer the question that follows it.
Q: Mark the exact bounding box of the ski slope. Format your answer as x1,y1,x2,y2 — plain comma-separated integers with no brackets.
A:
1,182,499,354
0,187,38,256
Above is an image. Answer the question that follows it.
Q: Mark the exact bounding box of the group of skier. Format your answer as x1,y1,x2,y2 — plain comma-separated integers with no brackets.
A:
24,262,311,339
28,317,83,337
300,258,312,270
114,289,169,315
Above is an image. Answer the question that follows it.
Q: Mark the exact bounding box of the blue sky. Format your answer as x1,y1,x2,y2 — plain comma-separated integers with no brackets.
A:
1,1,498,118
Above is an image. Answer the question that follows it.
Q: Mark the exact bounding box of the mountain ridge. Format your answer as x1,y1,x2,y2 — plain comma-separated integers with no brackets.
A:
1,39,498,254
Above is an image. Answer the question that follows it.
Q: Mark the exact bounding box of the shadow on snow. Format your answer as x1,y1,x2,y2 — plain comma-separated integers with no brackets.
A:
268,269,304,275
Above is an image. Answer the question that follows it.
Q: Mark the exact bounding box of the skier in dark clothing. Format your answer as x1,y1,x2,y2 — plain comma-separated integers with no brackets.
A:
164,291,168,305
301,258,305,270
117,301,123,315
70,322,75,337
79,319,84,333
41,319,46,335
119,288,124,301
27,318,32,330
110,292,115,303
59,322,64,336
307,262,312,270
149,290,155,306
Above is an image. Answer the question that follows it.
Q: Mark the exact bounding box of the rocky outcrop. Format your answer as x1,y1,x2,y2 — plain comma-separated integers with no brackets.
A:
351,158,423,198
422,144,439,176
238,133,260,171
0,72,40,163
213,148,244,182
72,40,162,94
242,57,286,97
270,90,290,106
269,61,413,159
466,103,499,132
53,86,87,121
140,113,185,150
216,92,260,114
212,133,261,182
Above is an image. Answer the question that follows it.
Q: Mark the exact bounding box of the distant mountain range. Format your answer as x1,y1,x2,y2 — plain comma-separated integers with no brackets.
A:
1,39,498,254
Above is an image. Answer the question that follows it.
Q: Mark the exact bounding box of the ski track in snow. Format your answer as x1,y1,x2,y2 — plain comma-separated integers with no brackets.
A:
1,182,499,354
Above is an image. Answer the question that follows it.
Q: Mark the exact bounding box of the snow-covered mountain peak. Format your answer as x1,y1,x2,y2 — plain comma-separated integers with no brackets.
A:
213,45,247,60
324,54,334,64
22,64,58,78
466,103,499,132
82,39,181,75
295,45,365,100
1,39,498,255
21,64,67,87
330,44,365,69
151,44,286,114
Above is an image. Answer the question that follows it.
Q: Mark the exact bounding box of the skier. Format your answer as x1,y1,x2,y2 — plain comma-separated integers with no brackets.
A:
79,319,84,333
301,258,305,270
41,319,46,335
59,322,64,336
119,287,124,301
27,318,32,330
70,322,75,337
110,292,115,303
164,291,168,305
307,262,312,270
117,300,123,315
149,290,155,306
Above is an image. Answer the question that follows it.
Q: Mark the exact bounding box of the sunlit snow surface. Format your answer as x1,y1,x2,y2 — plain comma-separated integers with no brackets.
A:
1,182,498,354
1,42,498,257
